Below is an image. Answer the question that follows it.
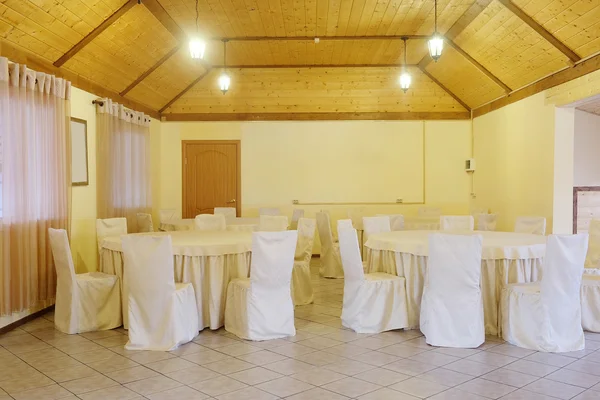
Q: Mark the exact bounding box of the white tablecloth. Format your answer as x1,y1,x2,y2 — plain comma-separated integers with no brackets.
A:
365,230,547,335
159,217,259,232
100,230,253,330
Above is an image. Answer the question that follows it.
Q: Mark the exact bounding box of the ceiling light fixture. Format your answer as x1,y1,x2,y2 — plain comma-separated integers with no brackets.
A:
219,40,230,94
189,0,206,59
399,38,411,93
428,0,443,62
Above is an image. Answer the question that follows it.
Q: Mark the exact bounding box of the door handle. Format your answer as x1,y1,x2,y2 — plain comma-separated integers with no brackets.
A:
227,199,236,203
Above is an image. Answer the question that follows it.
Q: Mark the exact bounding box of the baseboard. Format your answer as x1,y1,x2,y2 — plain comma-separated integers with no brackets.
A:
0,305,55,335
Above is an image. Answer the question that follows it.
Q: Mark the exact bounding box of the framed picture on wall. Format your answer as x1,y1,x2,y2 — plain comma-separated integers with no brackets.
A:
71,117,89,186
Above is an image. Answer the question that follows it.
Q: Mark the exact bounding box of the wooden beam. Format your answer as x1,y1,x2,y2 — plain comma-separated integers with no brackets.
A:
418,66,471,112
445,39,511,93
1,40,159,118
473,52,600,118
161,112,472,121
120,46,180,96
142,0,185,41
497,0,580,63
159,68,212,113
211,35,430,42
54,0,137,67
210,64,418,69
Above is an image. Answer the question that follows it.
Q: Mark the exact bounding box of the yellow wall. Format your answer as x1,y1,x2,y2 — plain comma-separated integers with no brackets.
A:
472,92,556,232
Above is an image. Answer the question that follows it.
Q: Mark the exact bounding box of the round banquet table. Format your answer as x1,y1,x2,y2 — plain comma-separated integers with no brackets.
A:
100,230,253,331
365,230,547,336
159,217,260,232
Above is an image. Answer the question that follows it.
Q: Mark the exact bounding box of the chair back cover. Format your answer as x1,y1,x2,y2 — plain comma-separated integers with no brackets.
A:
194,214,227,231
259,215,289,232
49,228,78,331
290,209,305,230
477,214,498,231
541,234,588,347
159,209,177,223
440,216,475,231
316,212,335,249
378,214,404,231
259,207,280,216
96,218,127,252
418,207,442,218
514,216,546,235
295,218,316,262
585,220,600,269
214,207,236,219
136,213,154,233
348,208,366,230
363,216,391,244
337,219,354,231
337,227,365,285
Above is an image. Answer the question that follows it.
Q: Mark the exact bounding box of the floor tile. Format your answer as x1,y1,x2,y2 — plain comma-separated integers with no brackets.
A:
566,359,600,376
235,350,287,365
382,359,437,376
105,365,160,384
358,387,420,400
124,376,182,396
164,365,221,385
545,368,600,388
428,387,488,399
389,377,450,398
487,345,536,358
44,365,98,382
190,375,247,396
499,389,557,400
216,386,278,400
379,344,429,357
523,378,585,399
11,384,73,400
503,359,559,377
60,374,119,395
146,385,209,400
227,366,283,385
480,368,539,388
256,376,315,397
204,358,254,374
294,349,347,366
322,376,381,397
291,367,347,386
216,342,263,356
182,349,233,364
78,385,141,400
524,352,577,368
349,351,400,366
324,359,376,375
456,377,516,399
443,359,499,377
145,358,197,374
285,387,350,399
354,367,411,386
127,350,176,364
408,351,461,367
464,351,518,367
419,368,473,387
262,359,315,375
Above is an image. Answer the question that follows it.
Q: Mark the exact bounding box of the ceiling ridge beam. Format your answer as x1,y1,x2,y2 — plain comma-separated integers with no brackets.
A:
497,0,580,63
210,64,419,68
211,35,430,41
159,68,213,114
161,112,472,121
53,0,137,67
120,46,180,96
418,66,471,112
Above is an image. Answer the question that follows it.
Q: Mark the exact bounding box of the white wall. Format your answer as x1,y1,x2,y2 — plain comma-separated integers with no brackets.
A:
574,109,600,187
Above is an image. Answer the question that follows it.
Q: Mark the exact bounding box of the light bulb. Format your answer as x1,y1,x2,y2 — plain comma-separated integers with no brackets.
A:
219,72,231,94
189,38,206,59
399,71,411,92
428,34,444,61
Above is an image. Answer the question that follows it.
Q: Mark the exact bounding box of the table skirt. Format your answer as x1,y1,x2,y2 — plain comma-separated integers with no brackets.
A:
366,249,543,336
100,248,251,330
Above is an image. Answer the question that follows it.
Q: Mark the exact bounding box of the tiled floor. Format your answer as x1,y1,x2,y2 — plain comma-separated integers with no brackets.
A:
2,260,600,400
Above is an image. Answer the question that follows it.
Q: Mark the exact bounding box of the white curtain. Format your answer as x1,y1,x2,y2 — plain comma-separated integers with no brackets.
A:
96,99,152,232
0,57,71,316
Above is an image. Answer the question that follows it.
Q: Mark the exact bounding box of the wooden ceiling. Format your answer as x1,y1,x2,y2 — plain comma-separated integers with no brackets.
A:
1,0,600,120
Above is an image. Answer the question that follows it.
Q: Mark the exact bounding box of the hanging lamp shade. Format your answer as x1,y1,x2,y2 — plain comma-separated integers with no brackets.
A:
428,33,444,62
189,38,206,59
219,72,231,94
399,71,411,93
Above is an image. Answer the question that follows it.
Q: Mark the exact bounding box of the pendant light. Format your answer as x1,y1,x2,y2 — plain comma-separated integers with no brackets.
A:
189,0,206,59
399,38,411,93
428,0,443,62
219,40,230,94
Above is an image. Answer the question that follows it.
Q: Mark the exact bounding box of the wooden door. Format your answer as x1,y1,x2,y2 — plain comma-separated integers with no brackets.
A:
182,141,240,218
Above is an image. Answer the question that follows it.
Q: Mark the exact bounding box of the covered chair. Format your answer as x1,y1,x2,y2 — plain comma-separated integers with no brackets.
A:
501,234,588,352
338,227,408,333
477,214,498,231
290,209,304,230
582,275,600,332
420,233,484,348
194,214,226,231
584,219,600,272
378,214,404,231
159,208,177,223
316,212,344,278
514,216,546,235
49,228,121,334
214,207,236,219
337,219,354,231
258,215,289,232
225,231,298,340
363,216,391,262
96,217,127,252
440,215,474,231
136,213,154,233
259,207,280,216
122,235,199,351
291,218,316,306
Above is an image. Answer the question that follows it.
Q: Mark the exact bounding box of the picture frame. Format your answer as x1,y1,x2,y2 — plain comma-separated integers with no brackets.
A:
71,117,89,186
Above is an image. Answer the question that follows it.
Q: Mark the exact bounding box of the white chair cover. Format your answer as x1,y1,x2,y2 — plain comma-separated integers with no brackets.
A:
259,207,280,216
418,207,442,218
194,214,226,231
514,216,546,235
225,231,298,340
338,227,408,333
290,209,305,230
49,229,121,334
316,212,344,278
136,213,154,233
363,216,391,241
96,218,127,252
477,214,498,231
585,219,600,271
501,234,588,352
159,209,177,223
122,235,199,351
582,275,600,332
378,214,404,231
440,215,475,231
420,233,484,348
258,215,289,232
292,218,316,306
214,207,236,219
337,219,354,231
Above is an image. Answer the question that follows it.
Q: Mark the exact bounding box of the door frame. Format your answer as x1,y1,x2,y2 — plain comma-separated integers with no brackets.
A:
182,140,242,218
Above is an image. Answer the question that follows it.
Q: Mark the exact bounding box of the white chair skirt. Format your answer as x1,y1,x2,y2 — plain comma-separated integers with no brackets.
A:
291,261,314,306
582,275,600,333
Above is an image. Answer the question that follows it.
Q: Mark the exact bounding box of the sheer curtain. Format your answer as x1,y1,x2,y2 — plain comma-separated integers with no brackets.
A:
96,99,151,232
0,57,72,316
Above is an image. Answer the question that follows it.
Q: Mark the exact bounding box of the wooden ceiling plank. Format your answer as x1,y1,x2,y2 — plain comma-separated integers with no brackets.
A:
418,66,471,112
162,111,472,121
209,63,418,68
53,0,137,67
497,0,581,63
141,0,185,41
210,34,431,41
445,39,512,93
120,45,180,96
158,68,212,113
